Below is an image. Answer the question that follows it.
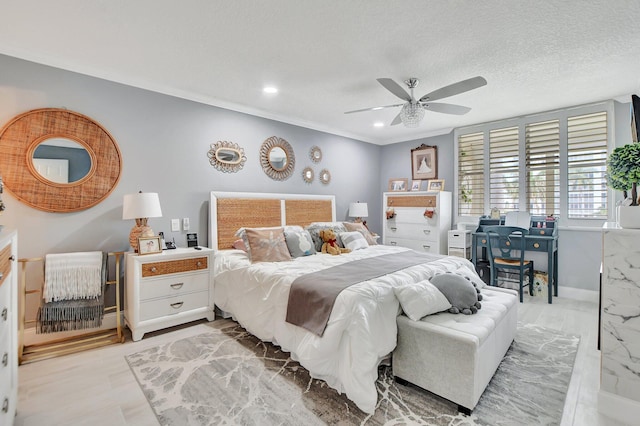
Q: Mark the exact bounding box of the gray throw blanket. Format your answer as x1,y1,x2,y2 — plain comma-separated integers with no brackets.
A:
285,250,442,336
36,252,108,334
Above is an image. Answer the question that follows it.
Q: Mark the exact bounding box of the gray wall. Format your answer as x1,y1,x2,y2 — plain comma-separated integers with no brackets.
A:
0,54,382,258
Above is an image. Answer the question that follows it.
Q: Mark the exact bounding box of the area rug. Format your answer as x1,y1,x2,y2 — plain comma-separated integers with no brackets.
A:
126,322,579,426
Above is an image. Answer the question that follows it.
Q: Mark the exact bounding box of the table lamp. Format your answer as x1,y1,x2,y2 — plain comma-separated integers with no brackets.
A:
349,201,368,223
122,191,162,252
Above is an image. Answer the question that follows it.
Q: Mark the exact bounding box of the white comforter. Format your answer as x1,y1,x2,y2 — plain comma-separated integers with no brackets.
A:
213,245,478,413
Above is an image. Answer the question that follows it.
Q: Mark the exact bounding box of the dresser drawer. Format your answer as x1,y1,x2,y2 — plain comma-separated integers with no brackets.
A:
139,290,209,321
139,272,209,301
0,243,11,287
387,209,439,225
141,256,208,277
385,222,438,242
384,237,439,254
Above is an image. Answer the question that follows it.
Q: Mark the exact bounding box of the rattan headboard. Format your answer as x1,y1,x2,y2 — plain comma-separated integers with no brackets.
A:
209,192,336,250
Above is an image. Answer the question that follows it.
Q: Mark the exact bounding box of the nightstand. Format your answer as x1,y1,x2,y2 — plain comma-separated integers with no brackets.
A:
125,248,215,341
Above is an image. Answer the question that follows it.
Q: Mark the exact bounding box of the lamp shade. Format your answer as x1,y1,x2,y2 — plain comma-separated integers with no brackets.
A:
349,202,368,218
122,192,162,220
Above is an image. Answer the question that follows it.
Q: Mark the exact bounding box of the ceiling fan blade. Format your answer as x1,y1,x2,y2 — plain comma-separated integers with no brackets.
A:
424,102,472,115
390,112,403,126
377,78,412,101
344,103,404,114
419,76,487,102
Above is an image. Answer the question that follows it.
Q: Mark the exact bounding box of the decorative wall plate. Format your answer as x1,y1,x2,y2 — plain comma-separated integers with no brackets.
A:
207,140,247,173
310,146,322,163
302,167,314,184
260,136,295,181
319,169,331,185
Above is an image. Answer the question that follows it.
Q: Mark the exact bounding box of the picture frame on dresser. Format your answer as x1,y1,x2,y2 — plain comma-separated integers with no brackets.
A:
411,144,437,180
138,236,162,255
388,178,408,192
410,180,421,191
427,179,445,191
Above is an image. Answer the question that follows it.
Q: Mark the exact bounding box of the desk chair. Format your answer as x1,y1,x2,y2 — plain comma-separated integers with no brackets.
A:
483,226,534,303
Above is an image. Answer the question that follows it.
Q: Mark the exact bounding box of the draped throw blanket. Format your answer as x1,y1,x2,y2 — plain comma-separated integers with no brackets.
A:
37,251,107,334
285,250,442,336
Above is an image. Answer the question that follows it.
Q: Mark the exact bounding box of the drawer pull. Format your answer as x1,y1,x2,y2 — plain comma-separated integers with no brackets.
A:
0,273,2,281
1,308,6,321
1,352,7,367
422,245,431,250
2,398,7,413
533,242,540,249
170,302,184,309
540,230,545,235
390,227,397,231
150,267,157,273
170,283,184,290
481,239,487,244
197,261,202,267
9,255,15,261
422,229,431,234
390,241,397,246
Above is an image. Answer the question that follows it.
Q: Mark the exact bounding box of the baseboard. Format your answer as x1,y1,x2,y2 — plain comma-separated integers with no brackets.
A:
23,311,124,345
558,286,599,303
598,389,640,424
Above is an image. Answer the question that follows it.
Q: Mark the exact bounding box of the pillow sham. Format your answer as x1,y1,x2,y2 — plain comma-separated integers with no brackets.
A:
454,264,487,289
340,231,369,251
243,227,292,263
394,280,452,321
343,221,377,245
305,222,347,252
284,227,316,257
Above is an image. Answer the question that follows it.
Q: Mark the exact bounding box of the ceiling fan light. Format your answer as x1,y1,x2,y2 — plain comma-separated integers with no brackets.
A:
399,102,425,128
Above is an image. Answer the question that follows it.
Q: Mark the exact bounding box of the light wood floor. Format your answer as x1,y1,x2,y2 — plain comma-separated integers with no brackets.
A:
14,291,625,426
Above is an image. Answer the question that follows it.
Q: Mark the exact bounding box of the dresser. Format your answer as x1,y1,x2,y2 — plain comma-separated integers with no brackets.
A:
383,191,452,254
125,248,215,341
599,223,640,423
0,229,17,426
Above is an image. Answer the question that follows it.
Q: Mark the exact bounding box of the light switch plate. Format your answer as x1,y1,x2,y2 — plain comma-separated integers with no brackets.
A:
171,218,180,232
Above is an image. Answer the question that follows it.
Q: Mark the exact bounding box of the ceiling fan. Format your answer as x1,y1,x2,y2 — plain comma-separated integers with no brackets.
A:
345,76,487,127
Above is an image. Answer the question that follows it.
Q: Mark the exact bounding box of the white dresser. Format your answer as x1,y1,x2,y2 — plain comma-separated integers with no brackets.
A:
383,191,452,254
0,229,17,426
125,248,215,341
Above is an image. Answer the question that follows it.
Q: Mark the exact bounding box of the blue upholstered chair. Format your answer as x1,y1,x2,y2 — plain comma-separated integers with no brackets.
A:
483,225,534,303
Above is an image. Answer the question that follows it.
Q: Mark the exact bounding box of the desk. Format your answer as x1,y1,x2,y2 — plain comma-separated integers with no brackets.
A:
471,230,558,303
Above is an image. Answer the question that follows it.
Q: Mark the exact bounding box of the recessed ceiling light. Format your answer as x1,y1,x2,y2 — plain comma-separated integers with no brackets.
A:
373,122,384,128
263,86,278,94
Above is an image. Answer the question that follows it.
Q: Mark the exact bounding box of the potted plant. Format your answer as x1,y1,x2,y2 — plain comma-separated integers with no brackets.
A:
607,142,640,227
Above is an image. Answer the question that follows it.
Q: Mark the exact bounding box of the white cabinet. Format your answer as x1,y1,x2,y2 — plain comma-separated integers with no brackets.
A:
0,229,17,426
448,230,471,259
125,248,215,341
383,191,451,254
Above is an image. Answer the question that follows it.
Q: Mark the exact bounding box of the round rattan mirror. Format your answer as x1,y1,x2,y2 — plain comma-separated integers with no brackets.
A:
0,108,122,212
260,136,295,180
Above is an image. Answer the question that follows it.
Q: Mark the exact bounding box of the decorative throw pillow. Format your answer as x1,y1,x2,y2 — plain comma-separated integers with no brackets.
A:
430,272,483,315
284,227,316,258
394,280,452,321
244,227,292,263
340,231,369,251
305,222,347,252
343,222,377,245
232,238,247,251
454,264,486,289
234,227,252,257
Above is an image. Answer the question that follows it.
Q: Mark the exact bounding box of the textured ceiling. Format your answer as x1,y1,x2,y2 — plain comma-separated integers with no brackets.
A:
1,1,639,145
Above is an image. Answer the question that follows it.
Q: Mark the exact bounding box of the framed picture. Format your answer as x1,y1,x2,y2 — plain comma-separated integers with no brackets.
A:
411,180,422,191
388,178,408,192
411,144,437,180
427,179,445,192
138,236,162,255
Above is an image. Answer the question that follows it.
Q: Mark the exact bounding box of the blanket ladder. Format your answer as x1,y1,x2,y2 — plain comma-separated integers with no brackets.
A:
17,251,126,364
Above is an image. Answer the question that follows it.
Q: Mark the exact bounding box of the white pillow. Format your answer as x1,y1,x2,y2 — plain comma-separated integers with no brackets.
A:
340,231,369,251
394,280,452,321
454,264,487,289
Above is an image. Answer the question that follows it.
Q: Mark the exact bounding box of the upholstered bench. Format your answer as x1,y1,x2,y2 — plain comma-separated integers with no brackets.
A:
393,286,518,413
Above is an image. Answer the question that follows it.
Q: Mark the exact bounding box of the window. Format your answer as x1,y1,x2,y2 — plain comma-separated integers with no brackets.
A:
457,132,484,216
489,126,519,212
455,102,611,226
526,120,560,216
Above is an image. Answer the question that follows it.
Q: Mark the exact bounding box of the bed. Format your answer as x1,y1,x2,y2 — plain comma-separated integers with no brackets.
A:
209,191,481,413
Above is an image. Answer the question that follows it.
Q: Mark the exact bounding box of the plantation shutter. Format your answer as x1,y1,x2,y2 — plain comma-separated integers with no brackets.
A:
567,112,608,219
526,120,560,216
457,132,484,216
489,126,519,212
